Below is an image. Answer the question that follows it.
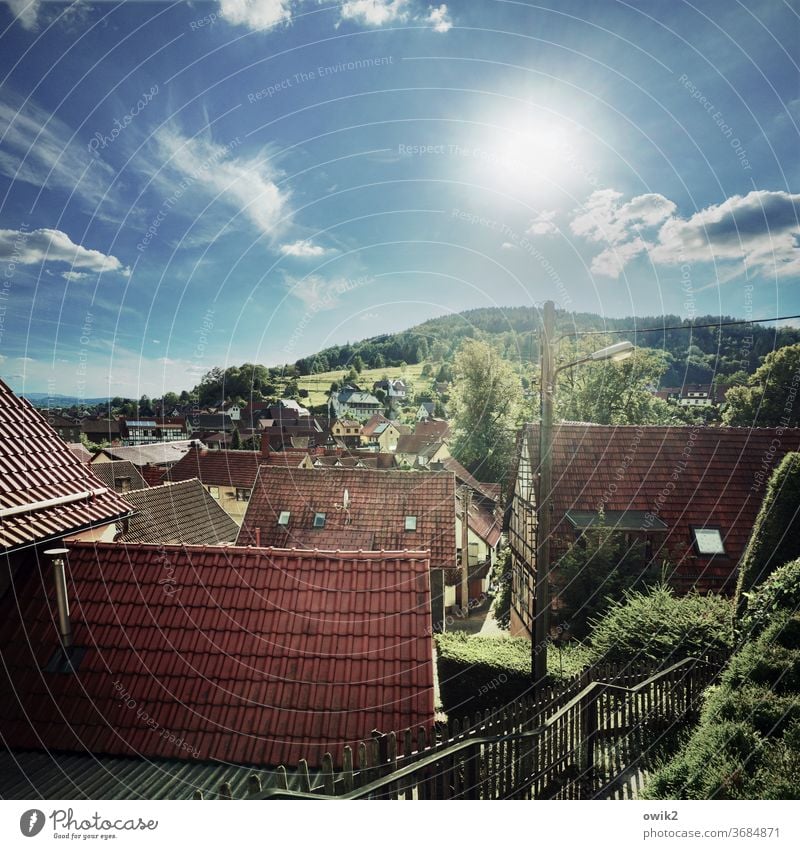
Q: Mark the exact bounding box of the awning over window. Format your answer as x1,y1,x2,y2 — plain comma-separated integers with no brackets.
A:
565,510,668,532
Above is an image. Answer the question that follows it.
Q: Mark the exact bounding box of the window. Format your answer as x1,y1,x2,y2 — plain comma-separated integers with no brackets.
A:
236,488,251,502
208,486,220,499
278,511,291,526
692,527,726,555
405,515,417,531
313,512,326,528
119,477,132,493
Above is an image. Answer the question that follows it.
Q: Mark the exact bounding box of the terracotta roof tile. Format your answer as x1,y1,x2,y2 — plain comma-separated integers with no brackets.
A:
0,542,434,768
164,447,264,489
525,423,800,590
238,467,456,572
0,379,131,552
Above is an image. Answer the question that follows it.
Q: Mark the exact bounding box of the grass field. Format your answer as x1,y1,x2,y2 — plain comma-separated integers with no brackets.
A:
293,362,431,407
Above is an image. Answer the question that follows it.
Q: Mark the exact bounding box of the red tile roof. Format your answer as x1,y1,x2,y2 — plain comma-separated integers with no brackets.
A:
0,542,434,768
524,423,800,590
163,447,264,489
415,419,450,440
456,490,502,548
0,379,132,552
238,467,456,573
441,457,499,504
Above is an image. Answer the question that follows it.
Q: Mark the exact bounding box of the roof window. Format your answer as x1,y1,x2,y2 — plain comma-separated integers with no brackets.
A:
405,515,417,531
692,527,726,555
313,512,326,528
277,511,291,526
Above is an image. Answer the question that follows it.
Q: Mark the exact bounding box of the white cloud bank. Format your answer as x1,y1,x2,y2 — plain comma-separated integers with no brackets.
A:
218,0,292,31
0,228,130,276
571,189,800,280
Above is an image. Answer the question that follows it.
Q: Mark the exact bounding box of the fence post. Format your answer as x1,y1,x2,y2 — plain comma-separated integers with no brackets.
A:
579,683,598,795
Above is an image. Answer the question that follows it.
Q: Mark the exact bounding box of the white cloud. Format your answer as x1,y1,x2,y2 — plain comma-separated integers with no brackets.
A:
340,0,408,27
500,242,516,250
0,90,118,213
426,4,451,32
3,0,41,30
0,228,130,275
526,210,558,236
571,189,800,280
279,240,331,258
61,271,91,282
284,273,365,311
218,0,292,30
156,130,289,240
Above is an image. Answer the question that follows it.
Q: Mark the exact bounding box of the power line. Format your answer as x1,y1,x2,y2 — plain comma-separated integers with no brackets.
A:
563,314,800,338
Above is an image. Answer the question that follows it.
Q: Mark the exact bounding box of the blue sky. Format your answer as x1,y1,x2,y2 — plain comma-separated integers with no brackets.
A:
0,0,798,397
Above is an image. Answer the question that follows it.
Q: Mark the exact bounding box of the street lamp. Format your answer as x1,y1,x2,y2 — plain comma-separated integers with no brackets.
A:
532,302,633,687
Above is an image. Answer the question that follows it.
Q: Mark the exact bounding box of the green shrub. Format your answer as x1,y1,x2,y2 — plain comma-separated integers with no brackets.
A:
586,583,733,665
643,612,800,800
434,633,590,714
435,633,532,714
735,453,800,623
554,518,661,638
490,546,512,629
740,557,800,639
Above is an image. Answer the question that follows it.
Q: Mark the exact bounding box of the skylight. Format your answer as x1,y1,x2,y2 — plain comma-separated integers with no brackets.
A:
692,527,725,555
313,512,326,528
278,511,290,526
405,515,417,531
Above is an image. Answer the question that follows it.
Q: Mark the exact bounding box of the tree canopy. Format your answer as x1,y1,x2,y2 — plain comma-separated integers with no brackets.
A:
723,343,800,427
450,340,521,482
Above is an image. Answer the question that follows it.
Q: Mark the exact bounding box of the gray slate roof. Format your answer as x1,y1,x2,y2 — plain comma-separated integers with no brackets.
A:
89,460,148,492
119,479,239,545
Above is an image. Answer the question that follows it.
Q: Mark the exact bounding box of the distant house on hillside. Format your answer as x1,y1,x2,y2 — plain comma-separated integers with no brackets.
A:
506,422,800,640
331,418,362,448
654,383,731,408
416,402,436,421
373,378,407,400
332,388,383,421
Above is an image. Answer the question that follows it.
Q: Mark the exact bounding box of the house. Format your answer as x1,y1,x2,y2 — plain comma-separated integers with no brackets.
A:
360,413,391,443
330,417,362,448
118,479,240,545
506,422,800,639
239,467,458,620
81,416,121,445
162,447,264,523
455,488,502,601
395,434,451,468
0,541,434,776
331,388,383,421
91,440,198,475
0,378,132,596
43,413,81,443
89,459,148,493
373,378,407,399
186,413,237,436
438,456,501,506
67,442,92,464
415,418,451,441
654,384,731,408
310,452,396,470
416,402,436,421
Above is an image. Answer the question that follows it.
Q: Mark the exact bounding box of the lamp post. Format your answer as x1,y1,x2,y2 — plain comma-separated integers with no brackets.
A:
533,301,634,686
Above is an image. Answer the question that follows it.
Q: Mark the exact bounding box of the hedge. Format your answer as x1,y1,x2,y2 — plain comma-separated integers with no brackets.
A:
735,452,800,623
586,583,733,665
434,633,589,714
740,557,800,639
642,611,800,799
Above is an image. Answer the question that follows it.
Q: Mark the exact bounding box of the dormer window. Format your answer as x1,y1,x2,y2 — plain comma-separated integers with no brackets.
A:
278,511,291,526
313,512,326,528
405,515,417,531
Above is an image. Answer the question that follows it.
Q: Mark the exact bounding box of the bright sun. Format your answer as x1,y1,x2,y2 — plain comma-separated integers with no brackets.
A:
474,112,583,199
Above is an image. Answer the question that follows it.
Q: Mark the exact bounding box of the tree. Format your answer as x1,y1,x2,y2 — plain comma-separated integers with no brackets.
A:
450,340,521,482
230,428,241,450
554,517,661,638
352,355,364,374
723,343,800,427
556,338,679,425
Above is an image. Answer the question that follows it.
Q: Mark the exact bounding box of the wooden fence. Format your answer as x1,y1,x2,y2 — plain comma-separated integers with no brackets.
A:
198,652,724,800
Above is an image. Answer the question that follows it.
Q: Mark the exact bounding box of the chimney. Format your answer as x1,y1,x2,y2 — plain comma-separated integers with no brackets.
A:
45,548,72,651
260,431,270,457
255,527,261,547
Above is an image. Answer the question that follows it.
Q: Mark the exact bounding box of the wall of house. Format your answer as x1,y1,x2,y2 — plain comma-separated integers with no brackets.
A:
509,432,537,640
204,484,250,524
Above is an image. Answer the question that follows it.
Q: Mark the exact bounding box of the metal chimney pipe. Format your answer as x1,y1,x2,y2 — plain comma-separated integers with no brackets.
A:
44,548,72,651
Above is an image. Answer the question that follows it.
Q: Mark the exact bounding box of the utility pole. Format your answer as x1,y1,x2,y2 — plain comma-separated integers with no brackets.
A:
460,486,471,616
534,301,555,687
